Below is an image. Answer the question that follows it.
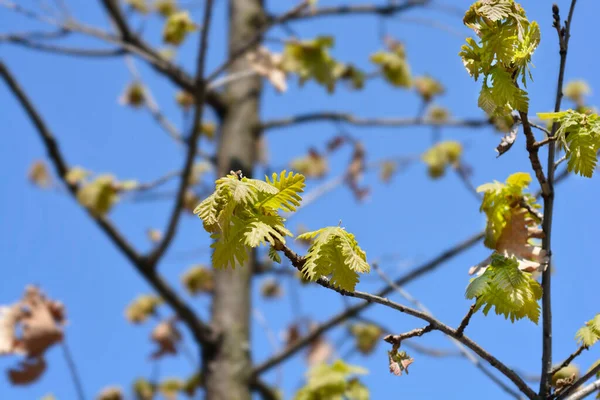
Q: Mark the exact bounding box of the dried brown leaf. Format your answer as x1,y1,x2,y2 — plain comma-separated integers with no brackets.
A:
150,318,181,359
8,357,46,386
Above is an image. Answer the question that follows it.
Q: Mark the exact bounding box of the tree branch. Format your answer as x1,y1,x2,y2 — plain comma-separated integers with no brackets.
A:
384,324,434,344
281,0,429,22
0,60,215,348
372,263,521,399
0,0,227,116
550,346,588,378
456,304,477,338
147,0,215,266
0,33,125,57
260,112,492,131
564,379,600,400
274,243,537,399
540,2,578,396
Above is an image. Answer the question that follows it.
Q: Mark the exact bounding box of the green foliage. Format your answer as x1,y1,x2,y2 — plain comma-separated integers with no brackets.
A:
181,265,213,295
132,378,154,400
575,314,600,346
297,227,370,291
388,348,414,376
155,0,177,17
350,323,382,354
477,172,539,248
125,294,163,324
76,175,119,217
460,0,540,116
413,75,445,101
194,171,305,268
294,360,369,400
538,110,600,177
281,36,364,93
421,141,462,178
465,254,542,323
370,43,411,88
163,11,197,45
564,80,591,106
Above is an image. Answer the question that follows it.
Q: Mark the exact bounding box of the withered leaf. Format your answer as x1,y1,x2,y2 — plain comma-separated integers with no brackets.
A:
496,124,518,157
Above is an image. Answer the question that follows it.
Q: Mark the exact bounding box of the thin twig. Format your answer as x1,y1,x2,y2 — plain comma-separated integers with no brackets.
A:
280,0,429,22
550,346,588,377
148,0,216,266
540,2,578,396
260,112,492,131
384,324,434,345
564,379,600,400
456,304,477,337
454,164,482,201
61,341,86,400
0,33,125,56
124,56,185,143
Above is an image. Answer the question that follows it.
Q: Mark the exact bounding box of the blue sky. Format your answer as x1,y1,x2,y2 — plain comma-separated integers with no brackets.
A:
1,0,600,399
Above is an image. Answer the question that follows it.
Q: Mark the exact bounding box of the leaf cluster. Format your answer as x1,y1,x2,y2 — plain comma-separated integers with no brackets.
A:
194,171,305,268
421,140,462,179
294,360,369,400
459,0,540,116
465,254,542,323
370,42,411,88
281,36,365,92
298,227,370,291
163,11,197,45
538,110,600,177
575,314,600,346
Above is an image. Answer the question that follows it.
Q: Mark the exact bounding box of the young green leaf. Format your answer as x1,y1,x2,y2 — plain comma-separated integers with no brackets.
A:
460,0,539,116
465,254,542,323
575,314,600,346
297,227,370,291
195,171,304,268
538,110,600,177
294,360,368,400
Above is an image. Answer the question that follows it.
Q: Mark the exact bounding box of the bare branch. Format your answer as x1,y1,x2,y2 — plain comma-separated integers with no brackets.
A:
540,2,578,396
550,346,588,378
564,379,600,400
260,112,492,131
124,56,185,143
281,0,429,22
0,0,227,115
148,0,216,266
456,304,477,337
61,341,86,400
0,33,125,57
384,324,434,344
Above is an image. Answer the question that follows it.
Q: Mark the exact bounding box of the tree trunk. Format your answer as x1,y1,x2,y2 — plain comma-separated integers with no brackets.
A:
203,0,264,399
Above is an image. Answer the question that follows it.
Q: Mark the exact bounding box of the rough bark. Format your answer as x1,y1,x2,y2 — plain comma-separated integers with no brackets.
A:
203,0,264,398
